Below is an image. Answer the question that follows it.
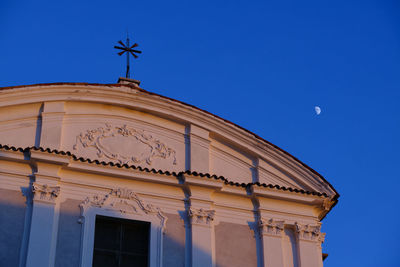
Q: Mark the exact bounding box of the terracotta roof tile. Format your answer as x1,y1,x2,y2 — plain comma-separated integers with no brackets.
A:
0,144,334,200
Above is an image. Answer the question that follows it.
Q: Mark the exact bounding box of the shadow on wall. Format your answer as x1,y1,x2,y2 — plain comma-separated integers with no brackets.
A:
0,189,28,267
54,200,260,267
1,195,260,267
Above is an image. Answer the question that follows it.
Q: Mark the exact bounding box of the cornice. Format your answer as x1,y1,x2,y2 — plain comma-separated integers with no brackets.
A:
30,150,70,165
0,144,336,220
253,185,325,205
0,144,330,197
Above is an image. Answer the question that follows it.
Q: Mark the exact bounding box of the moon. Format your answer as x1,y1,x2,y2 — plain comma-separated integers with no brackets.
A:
315,106,321,115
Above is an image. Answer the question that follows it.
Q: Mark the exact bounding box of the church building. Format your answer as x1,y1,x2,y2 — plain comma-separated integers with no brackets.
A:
0,77,338,267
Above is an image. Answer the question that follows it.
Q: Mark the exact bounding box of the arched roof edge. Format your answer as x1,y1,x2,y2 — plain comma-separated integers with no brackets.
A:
0,82,339,200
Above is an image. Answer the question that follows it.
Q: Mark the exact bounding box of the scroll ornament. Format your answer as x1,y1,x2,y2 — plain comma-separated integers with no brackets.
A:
73,124,177,166
79,188,167,230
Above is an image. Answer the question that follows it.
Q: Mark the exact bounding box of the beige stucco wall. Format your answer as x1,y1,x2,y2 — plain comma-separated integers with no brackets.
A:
55,199,82,267
0,188,27,266
215,222,258,267
0,103,41,148
162,213,186,267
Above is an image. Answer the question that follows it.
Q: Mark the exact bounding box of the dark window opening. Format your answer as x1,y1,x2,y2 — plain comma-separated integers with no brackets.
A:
93,215,150,267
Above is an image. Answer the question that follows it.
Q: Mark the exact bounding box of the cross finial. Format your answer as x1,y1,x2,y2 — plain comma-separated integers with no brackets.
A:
114,35,142,78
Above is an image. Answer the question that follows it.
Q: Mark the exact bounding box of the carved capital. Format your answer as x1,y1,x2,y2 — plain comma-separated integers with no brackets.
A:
259,218,284,237
188,208,215,226
32,183,60,204
295,222,325,245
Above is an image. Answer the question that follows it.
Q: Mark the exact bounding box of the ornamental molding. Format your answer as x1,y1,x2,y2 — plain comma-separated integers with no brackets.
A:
295,222,326,245
73,123,177,166
79,188,167,231
258,218,285,237
32,183,60,204
188,208,215,226
321,198,335,211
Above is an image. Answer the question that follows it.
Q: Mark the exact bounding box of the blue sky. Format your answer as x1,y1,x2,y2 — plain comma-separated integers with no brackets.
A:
1,0,400,266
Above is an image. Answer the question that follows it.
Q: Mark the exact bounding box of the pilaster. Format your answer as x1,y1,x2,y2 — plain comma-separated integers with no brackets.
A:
295,222,325,267
188,124,210,173
40,101,66,150
25,160,63,267
258,218,285,267
25,183,61,267
188,206,216,267
182,173,222,267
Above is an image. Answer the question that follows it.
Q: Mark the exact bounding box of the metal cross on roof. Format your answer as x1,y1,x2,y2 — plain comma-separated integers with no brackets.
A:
114,36,142,79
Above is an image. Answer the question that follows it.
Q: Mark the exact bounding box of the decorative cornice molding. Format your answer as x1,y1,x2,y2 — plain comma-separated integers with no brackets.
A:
188,208,215,226
79,188,167,231
321,198,335,211
295,222,325,245
73,123,177,166
258,218,285,237
32,183,60,204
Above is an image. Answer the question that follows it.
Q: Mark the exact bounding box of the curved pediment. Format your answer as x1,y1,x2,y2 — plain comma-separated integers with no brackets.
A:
0,82,338,198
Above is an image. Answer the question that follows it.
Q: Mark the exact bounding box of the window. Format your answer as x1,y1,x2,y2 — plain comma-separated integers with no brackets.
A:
93,215,150,267
79,188,167,267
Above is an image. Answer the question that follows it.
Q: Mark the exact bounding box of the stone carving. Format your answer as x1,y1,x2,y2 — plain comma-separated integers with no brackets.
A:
295,222,326,244
188,208,215,226
79,188,167,230
32,183,60,203
259,218,285,237
73,124,177,166
80,194,109,209
321,198,335,211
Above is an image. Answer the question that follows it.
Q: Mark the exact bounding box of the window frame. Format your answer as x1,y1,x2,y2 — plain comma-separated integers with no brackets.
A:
79,189,166,267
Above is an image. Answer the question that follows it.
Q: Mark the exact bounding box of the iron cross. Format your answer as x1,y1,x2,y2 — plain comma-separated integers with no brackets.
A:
114,36,142,79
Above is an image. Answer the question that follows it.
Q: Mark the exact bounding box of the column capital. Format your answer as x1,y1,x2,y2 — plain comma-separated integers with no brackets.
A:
188,207,215,227
32,183,60,204
295,222,325,245
259,218,285,237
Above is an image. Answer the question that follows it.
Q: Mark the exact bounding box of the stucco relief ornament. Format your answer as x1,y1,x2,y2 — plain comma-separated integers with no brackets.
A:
79,188,167,231
188,208,215,226
295,222,326,246
80,194,109,209
32,183,60,203
259,218,285,237
73,124,177,166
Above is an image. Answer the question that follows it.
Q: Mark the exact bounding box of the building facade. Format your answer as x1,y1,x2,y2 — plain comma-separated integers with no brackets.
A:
0,79,338,267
